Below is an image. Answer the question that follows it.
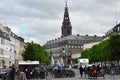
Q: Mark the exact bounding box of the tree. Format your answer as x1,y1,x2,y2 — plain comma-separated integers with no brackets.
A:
22,41,50,64
108,34,120,65
81,34,120,65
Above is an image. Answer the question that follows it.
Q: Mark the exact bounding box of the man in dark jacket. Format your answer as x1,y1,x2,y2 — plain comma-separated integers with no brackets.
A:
79,65,84,78
10,65,15,80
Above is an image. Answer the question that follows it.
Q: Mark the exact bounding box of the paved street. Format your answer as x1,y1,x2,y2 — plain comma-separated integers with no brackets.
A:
1,69,120,80
49,69,120,80
28,69,120,80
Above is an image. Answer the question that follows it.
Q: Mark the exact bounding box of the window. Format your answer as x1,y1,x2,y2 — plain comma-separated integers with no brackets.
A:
68,41,71,44
0,49,2,55
66,45,67,48
0,49,4,55
65,17,68,20
72,41,74,43
118,27,120,31
75,46,77,48
81,46,83,48
67,30,70,34
69,45,71,48
72,45,74,48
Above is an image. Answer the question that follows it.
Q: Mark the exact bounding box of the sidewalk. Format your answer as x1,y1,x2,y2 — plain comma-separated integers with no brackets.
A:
1,74,120,80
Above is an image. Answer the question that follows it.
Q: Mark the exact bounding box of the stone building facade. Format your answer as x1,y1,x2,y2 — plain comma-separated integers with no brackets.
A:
43,2,103,65
0,23,25,67
105,23,120,37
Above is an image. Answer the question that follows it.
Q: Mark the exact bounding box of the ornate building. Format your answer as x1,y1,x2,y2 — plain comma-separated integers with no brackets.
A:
0,23,25,67
105,23,120,37
43,2,103,65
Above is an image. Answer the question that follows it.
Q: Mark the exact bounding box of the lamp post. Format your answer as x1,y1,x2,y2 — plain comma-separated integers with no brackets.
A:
9,49,12,66
2,38,5,67
14,38,17,66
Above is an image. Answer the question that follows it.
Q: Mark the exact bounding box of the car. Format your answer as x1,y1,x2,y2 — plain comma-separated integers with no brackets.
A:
0,69,8,78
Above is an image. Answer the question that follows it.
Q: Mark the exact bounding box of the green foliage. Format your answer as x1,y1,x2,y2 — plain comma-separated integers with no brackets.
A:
22,41,50,64
108,34,120,61
81,34,120,63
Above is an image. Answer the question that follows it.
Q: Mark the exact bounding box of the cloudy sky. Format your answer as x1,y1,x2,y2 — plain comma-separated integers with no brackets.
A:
0,0,120,45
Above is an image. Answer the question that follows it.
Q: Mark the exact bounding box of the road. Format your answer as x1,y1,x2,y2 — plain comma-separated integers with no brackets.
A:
49,69,120,80
29,69,120,80
1,69,120,80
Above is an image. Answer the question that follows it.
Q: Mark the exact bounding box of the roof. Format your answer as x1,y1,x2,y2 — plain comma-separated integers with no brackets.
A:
44,35,103,45
43,34,103,49
18,61,39,65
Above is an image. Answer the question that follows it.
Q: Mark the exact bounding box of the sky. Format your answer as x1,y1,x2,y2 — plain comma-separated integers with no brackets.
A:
0,0,120,45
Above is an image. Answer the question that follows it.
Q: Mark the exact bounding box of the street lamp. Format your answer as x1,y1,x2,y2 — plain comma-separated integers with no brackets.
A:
2,38,5,67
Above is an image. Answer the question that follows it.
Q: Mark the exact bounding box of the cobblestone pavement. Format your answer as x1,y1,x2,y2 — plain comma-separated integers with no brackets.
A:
49,69,120,80
30,69,120,80
1,69,120,80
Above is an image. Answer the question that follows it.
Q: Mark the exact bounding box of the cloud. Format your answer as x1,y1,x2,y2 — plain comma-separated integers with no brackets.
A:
0,0,120,45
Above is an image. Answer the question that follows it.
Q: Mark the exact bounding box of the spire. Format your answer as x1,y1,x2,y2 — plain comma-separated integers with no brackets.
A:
115,9,118,25
61,0,72,37
65,0,67,7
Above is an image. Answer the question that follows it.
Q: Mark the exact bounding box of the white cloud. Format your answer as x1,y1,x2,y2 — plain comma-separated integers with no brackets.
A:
10,26,20,35
0,0,120,45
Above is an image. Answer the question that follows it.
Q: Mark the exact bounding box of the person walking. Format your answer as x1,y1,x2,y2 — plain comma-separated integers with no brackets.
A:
110,67,115,78
34,67,40,80
84,65,88,78
100,67,105,79
19,70,27,80
79,65,84,78
9,65,16,80
6,66,12,80
1,66,8,80
93,68,97,79
25,68,31,80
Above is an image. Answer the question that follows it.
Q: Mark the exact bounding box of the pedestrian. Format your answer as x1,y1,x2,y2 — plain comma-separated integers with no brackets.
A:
39,63,47,79
15,66,19,79
79,65,84,78
25,68,31,80
88,67,92,79
93,68,97,79
19,70,27,80
97,64,101,72
34,67,40,79
6,66,12,80
1,65,8,80
100,67,105,79
110,68,115,78
84,65,88,78
9,65,16,80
